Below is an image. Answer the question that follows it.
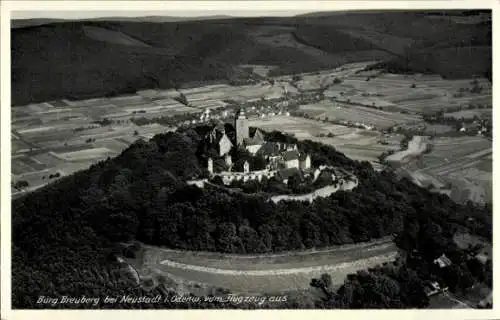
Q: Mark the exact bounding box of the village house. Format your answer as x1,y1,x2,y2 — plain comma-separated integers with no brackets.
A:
424,281,448,297
434,254,453,268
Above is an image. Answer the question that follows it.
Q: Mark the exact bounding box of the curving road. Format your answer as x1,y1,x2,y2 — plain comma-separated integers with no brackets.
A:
135,238,398,294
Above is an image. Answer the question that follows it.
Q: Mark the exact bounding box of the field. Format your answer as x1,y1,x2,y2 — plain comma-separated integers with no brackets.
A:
180,82,293,106
444,109,492,120
250,115,358,138
250,116,404,170
299,100,421,129
128,238,397,294
395,136,492,203
339,74,492,114
10,91,194,195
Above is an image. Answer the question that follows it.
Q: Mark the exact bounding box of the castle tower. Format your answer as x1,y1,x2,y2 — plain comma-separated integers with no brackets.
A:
243,160,250,174
299,154,311,170
235,108,249,146
304,154,311,169
225,154,232,166
207,158,213,175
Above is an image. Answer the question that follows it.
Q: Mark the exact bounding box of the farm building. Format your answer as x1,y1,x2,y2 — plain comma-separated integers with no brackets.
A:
434,254,453,268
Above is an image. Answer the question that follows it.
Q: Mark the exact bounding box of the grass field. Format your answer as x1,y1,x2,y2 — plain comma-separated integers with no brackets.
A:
10,92,179,196
444,109,492,120
396,136,492,203
250,115,359,138
130,238,397,294
299,101,421,129
54,147,114,161
340,74,491,114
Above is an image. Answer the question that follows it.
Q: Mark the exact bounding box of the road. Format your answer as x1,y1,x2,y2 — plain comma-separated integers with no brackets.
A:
132,238,398,294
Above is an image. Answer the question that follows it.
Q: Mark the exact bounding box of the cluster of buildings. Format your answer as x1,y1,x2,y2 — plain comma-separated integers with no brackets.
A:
182,104,291,127
205,109,316,186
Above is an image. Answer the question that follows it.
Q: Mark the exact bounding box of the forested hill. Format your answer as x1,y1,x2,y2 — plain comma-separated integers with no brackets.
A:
12,125,492,308
12,10,491,105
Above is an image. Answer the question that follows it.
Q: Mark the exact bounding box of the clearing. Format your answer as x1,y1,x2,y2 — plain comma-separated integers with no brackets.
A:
82,25,152,47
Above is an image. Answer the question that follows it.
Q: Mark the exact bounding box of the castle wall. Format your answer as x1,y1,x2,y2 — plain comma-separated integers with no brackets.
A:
285,159,299,169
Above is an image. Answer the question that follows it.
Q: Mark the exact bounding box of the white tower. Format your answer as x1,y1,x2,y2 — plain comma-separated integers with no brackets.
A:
225,154,232,166
243,160,250,174
207,158,213,175
235,109,249,146
305,154,311,169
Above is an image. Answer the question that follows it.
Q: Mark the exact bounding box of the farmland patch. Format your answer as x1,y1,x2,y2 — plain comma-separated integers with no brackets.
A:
55,147,114,162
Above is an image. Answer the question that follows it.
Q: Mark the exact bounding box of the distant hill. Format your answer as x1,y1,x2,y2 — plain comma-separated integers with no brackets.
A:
11,18,68,28
11,15,235,29
11,10,491,105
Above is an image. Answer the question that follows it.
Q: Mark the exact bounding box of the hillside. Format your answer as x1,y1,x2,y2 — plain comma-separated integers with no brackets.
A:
10,15,235,29
12,126,492,308
11,10,491,105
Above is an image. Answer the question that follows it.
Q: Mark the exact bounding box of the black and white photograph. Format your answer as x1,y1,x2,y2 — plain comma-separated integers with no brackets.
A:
1,0,495,314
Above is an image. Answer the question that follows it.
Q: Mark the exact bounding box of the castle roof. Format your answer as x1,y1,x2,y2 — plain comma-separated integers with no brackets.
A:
244,128,265,146
237,108,247,119
257,142,281,157
282,150,300,161
299,153,309,161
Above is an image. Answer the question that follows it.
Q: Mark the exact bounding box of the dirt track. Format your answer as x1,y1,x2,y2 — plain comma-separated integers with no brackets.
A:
135,238,398,294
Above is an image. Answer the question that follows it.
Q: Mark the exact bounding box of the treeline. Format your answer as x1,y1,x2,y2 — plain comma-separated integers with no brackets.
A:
12,124,491,308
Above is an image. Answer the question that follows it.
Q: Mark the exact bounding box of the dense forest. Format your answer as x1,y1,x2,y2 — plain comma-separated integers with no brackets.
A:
12,10,491,105
12,123,492,308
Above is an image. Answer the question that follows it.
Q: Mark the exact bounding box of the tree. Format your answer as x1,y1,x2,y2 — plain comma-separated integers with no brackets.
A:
215,222,243,253
212,175,224,185
176,93,189,106
13,180,29,190
238,225,266,253
287,173,301,193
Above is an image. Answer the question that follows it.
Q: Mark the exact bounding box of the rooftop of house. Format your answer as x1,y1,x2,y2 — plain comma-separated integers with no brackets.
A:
257,141,281,157
434,254,453,268
282,150,300,161
244,128,265,146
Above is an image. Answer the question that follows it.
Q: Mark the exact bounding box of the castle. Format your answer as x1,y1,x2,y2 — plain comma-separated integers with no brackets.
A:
205,109,312,185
